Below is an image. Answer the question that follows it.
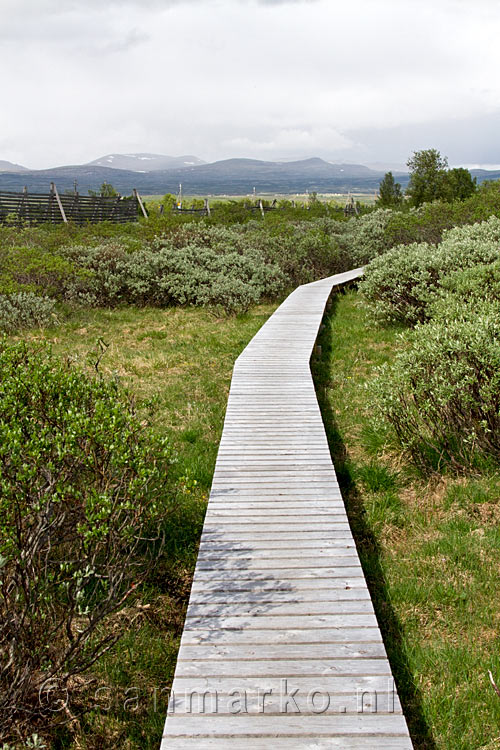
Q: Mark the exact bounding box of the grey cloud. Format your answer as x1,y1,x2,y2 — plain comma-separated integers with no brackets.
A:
2,0,500,169
347,110,500,165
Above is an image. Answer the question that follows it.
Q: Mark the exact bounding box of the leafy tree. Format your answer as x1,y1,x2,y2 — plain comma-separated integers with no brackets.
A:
406,149,449,207
377,172,403,207
443,167,477,202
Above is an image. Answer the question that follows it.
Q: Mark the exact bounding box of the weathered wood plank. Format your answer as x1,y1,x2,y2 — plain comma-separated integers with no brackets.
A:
177,642,388,660
179,627,384,646
164,713,410,735
165,739,412,749
189,578,369,594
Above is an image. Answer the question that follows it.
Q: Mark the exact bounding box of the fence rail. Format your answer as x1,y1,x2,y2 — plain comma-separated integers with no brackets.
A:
0,184,142,225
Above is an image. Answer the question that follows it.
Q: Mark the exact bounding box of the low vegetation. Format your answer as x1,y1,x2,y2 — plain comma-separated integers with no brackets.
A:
359,216,500,325
0,339,176,734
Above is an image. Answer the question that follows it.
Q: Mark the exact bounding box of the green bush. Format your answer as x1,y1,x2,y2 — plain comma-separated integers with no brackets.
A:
237,212,390,287
360,216,500,324
337,209,393,265
0,341,177,732
384,180,500,246
241,220,343,286
358,241,441,324
0,293,56,332
150,241,286,312
369,303,500,472
439,258,500,304
0,245,85,298
60,236,286,313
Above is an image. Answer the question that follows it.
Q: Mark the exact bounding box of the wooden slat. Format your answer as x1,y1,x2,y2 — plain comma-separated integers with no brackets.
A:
161,268,414,749
0,188,138,224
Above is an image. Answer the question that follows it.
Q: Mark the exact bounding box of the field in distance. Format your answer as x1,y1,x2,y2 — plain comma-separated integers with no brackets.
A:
142,192,378,205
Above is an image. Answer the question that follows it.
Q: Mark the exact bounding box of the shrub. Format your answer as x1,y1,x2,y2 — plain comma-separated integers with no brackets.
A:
360,216,500,324
150,243,281,312
242,221,344,286
60,237,287,313
441,257,500,296
384,180,500,247
338,209,393,266
359,241,440,324
0,341,177,734
237,212,390,287
0,293,56,332
369,303,500,472
0,245,84,298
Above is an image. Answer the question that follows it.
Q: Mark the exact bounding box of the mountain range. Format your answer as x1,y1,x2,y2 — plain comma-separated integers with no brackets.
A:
0,159,28,172
86,153,206,171
0,153,498,196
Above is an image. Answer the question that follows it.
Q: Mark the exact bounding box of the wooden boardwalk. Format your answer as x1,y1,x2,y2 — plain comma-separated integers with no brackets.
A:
161,270,413,749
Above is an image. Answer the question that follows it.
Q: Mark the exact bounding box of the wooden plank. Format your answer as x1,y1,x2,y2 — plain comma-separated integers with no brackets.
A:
187,589,371,605
165,739,412,750
169,689,401,716
174,658,392,677
164,714,411,735
187,598,375,614
161,269,413,749
177,642,388,660
189,578,369,594
180,627,384,646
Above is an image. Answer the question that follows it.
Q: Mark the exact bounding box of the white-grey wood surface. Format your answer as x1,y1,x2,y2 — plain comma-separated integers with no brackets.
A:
161,269,414,749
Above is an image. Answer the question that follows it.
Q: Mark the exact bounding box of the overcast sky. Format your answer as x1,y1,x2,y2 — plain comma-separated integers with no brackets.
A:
2,0,500,169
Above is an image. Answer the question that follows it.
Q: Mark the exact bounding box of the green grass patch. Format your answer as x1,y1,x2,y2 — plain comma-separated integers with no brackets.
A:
314,290,500,750
21,303,275,491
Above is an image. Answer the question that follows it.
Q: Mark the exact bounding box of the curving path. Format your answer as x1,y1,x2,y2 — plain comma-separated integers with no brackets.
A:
161,269,413,749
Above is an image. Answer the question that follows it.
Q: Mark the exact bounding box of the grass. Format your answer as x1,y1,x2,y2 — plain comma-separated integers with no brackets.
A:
16,301,276,749
142,192,377,203
314,290,500,750
22,304,275,491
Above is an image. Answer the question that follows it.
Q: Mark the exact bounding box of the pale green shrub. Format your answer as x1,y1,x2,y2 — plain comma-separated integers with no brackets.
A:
152,242,286,313
339,209,393,265
439,258,500,304
360,216,500,324
369,302,500,471
0,293,56,332
60,239,286,313
358,241,440,324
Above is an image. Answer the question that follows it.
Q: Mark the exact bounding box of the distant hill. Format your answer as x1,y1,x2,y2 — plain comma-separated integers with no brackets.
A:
0,158,390,194
0,159,28,172
469,169,500,183
87,153,206,172
1,156,498,196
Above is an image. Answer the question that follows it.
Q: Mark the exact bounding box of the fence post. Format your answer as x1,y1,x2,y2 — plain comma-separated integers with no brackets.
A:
259,199,264,218
20,186,30,223
204,198,211,216
50,182,68,223
133,189,148,219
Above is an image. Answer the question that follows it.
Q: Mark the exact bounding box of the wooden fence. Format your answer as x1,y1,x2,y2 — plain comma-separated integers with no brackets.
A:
0,184,147,225
171,198,211,216
171,199,288,218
